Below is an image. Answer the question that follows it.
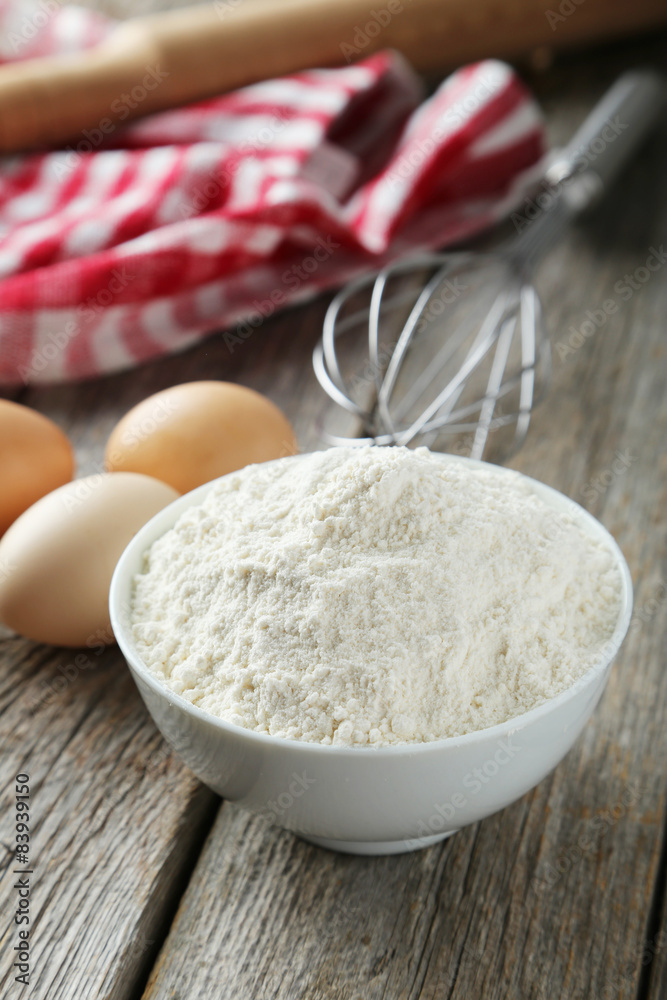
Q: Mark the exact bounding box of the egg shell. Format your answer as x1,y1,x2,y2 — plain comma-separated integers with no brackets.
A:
0,472,179,647
0,399,74,535
104,381,298,494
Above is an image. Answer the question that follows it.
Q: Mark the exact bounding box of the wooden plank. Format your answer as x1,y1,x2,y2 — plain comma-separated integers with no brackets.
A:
138,49,667,1000
0,636,218,1000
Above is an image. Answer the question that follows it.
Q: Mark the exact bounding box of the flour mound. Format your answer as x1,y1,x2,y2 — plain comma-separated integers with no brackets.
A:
131,446,623,745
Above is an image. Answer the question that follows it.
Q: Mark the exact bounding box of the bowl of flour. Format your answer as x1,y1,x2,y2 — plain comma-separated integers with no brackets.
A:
110,446,633,855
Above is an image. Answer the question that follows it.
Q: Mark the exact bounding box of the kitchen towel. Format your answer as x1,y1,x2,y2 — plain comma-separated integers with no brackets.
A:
0,0,545,385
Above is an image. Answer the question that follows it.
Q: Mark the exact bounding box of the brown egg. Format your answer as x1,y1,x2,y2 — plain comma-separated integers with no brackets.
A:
104,381,298,493
0,472,179,647
0,399,74,535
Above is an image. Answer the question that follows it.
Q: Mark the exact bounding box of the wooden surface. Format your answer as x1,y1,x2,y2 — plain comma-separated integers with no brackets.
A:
1,21,667,1000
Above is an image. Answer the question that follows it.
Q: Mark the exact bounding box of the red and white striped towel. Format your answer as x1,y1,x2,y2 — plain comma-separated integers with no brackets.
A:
0,0,545,385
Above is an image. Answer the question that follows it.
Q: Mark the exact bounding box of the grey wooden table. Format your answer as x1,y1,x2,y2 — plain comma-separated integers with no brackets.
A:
1,17,666,1000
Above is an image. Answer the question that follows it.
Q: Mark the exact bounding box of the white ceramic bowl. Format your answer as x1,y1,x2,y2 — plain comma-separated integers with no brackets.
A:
110,454,633,855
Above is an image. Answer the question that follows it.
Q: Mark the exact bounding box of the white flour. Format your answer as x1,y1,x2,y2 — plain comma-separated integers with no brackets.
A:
131,447,623,745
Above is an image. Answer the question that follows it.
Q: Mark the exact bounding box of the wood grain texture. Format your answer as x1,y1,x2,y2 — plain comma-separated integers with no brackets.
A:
0,637,218,1000
0,17,665,1000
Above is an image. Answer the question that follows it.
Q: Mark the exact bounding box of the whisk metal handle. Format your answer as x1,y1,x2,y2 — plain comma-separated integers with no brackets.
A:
513,70,665,264
546,70,665,196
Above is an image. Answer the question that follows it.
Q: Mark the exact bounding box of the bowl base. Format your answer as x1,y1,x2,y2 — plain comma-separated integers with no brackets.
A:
300,829,459,855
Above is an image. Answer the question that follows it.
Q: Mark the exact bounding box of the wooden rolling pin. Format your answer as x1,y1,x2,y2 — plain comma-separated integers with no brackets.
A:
0,0,665,153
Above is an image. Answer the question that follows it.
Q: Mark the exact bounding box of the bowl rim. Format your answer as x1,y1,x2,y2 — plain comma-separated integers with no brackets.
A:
109,449,634,757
